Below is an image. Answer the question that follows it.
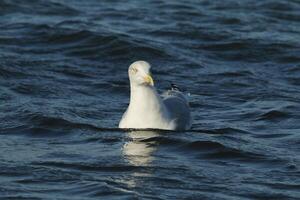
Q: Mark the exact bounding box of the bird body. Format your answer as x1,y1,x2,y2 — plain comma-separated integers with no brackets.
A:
119,61,191,131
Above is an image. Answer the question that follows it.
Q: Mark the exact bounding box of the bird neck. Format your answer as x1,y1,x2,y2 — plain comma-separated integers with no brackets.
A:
129,84,164,112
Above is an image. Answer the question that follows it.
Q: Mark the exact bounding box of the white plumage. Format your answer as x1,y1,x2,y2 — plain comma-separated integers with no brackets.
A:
119,61,192,130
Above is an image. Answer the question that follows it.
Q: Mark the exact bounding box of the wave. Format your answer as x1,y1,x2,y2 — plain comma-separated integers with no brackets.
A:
0,0,79,16
0,23,172,62
0,67,28,78
256,110,289,121
31,161,144,172
1,0,299,199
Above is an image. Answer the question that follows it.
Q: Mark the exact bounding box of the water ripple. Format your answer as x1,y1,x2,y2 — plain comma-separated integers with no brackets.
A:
1,0,300,199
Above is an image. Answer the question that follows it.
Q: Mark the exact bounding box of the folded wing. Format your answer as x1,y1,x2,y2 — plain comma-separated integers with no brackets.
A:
162,87,192,130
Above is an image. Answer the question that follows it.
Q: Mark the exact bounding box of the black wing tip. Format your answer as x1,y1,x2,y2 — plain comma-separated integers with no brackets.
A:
170,83,180,91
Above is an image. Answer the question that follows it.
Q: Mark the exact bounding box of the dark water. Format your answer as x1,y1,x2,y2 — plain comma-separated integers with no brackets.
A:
1,0,300,199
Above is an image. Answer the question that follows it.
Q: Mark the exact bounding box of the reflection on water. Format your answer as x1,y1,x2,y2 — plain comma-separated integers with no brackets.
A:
123,130,159,166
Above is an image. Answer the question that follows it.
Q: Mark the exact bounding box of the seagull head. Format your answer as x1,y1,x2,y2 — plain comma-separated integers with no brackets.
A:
128,61,154,87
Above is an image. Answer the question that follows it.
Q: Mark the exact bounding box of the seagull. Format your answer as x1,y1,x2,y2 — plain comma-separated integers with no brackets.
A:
119,61,192,131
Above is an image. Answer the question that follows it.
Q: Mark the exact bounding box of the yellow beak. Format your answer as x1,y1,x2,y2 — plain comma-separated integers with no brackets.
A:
144,74,154,86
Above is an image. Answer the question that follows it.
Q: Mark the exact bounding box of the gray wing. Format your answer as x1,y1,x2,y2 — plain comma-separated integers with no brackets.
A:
162,89,192,130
